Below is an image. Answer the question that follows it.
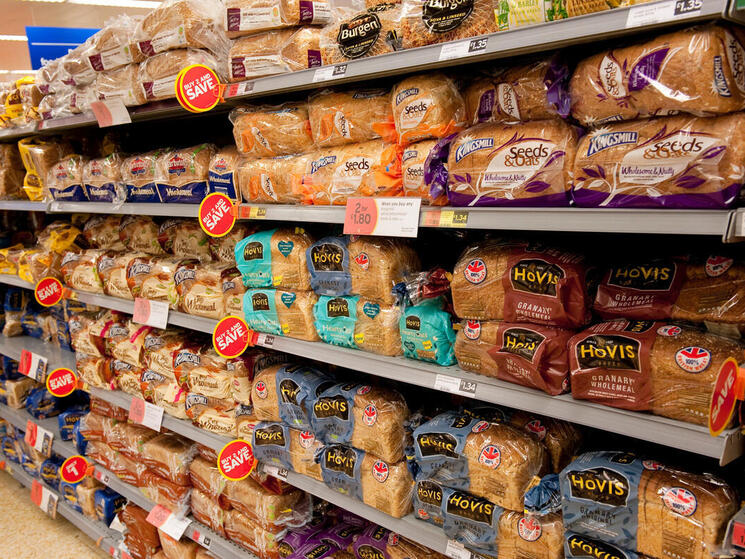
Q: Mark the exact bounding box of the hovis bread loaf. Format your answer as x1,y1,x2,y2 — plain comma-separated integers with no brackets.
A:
673,255,745,324
308,89,396,148
441,119,578,206
121,151,166,203
452,240,590,327
571,25,745,125
455,320,573,395
414,410,549,510
400,0,498,49
83,215,125,250
464,57,571,125
158,219,212,262
563,532,647,559
138,48,221,102
235,228,313,290
569,319,743,426
82,154,124,202
209,147,243,203
402,140,447,204
231,103,313,158
119,215,164,255
302,141,402,204
561,451,738,559
572,113,745,208
94,64,146,107
47,154,87,201
155,144,215,204
288,427,324,480
224,0,332,38
399,297,457,365
392,74,467,145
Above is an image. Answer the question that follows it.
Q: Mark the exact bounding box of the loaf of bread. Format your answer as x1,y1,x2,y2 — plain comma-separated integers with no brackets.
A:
185,394,238,436
571,25,745,125
392,74,467,147
138,48,220,102
17,138,73,201
143,328,187,379
61,249,105,293
225,508,283,559
83,216,124,250
119,215,164,254
209,146,244,203
673,255,745,324
244,288,319,341
175,261,232,319
229,28,295,82
141,432,194,485
189,455,226,498
231,103,314,158
452,240,591,328
281,27,323,72
224,475,309,532
464,57,571,125
210,223,253,263
47,154,87,201
223,266,246,315
573,113,745,208
400,0,498,49
155,144,215,204
224,0,332,38
94,64,146,107
158,219,212,262
399,296,457,365
235,228,313,290
82,154,124,202
238,154,311,204
455,320,573,395
87,14,142,71
288,427,323,480
105,319,150,368
120,151,167,203
320,4,401,65
401,140,446,204
561,451,738,559
569,319,743,426
349,237,419,304
127,256,182,309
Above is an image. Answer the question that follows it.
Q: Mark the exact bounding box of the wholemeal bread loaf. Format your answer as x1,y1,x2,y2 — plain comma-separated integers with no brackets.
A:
455,320,573,395
61,249,105,293
94,64,146,107
155,144,215,204
673,255,745,324
208,146,244,203
573,113,745,208
319,4,401,65
83,216,124,250
401,140,446,204
238,154,311,204
175,261,232,319
281,27,323,72
47,154,87,201
119,215,164,254
127,256,182,309
224,475,309,531
138,48,220,102
210,223,253,263
229,29,294,82
231,103,314,158
98,252,142,299
392,73,467,145
120,151,167,203
235,228,313,290
400,0,498,49
452,240,590,327
348,236,419,304
224,0,332,38
82,154,124,202
570,25,745,125
158,219,211,262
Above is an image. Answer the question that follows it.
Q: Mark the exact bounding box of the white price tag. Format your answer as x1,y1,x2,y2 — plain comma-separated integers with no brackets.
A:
445,540,471,559
19,349,47,382
344,197,421,238
128,397,164,431
146,504,191,541
133,298,169,329
439,37,488,61
94,467,110,484
235,81,254,96
262,463,289,480
109,515,126,533
255,333,275,347
626,0,680,27
313,64,347,82
90,99,132,127
189,527,212,548
31,480,58,518
434,374,478,398
24,420,53,456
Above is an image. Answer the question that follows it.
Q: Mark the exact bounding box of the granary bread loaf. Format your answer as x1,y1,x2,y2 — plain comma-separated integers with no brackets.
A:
400,0,499,49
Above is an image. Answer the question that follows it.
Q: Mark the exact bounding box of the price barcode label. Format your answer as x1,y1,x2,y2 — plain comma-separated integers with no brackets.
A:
25,420,53,456
146,504,191,540
445,540,471,559
439,37,488,61
626,0,701,27
313,64,347,82
129,397,164,431
343,197,421,237
434,374,478,398
190,528,212,548
30,480,58,518
255,333,275,347
674,0,702,14
94,467,110,484
132,298,169,329
19,350,47,381
262,463,289,480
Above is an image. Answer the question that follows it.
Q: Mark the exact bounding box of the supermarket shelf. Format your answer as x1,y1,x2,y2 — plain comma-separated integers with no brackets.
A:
0,404,77,460
48,201,201,217
0,123,37,141
0,200,48,212
0,274,36,289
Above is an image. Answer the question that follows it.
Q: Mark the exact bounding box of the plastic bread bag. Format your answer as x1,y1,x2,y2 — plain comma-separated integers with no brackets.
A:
209,146,244,203
127,256,182,309
154,144,216,204
225,508,285,559
310,382,409,462
320,444,414,518
143,328,188,378
560,451,737,559
454,320,573,396
67,85,97,115
120,504,161,552
68,310,107,356
119,215,164,254
225,0,332,38
225,268,244,315
120,151,166,203
464,56,571,125
313,295,403,356
572,113,745,209
61,41,97,87
414,409,549,510
87,14,143,72
308,88,396,148
75,353,112,388
401,139,446,204
158,531,201,559
230,103,314,158
158,219,211,261
568,319,744,427
83,215,125,250
123,532,160,559
103,421,156,457
229,29,296,83
189,455,227,500
235,227,313,290
141,432,195,485
17,137,73,201
134,0,228,59
400,0,497,48
238,154,312,204
46,154,88,202
183,347,242,400
175,261,233,319
302,140,403,205
347,236,419,304
451,239,591,328
105,319,152,367
152,379,188,419
286,427,324,481
61,249,105,293
571,25,745,126
399,297,456,365
319,3,401,65
97,251,144,299
94,64,147,107
244,288,320,341
88,396,128,420
210,223,255,263
141,469,192,516
184,393,238,436
138,48,222,103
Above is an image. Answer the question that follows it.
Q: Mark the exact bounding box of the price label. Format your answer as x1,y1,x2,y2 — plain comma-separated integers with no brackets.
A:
434,374,478,398
732,521,745,549
175,64,221,113
674,0,702,14
709,358,744,436
93,467,110,484
625,0,699,27
60,455,88,484
199,193,235,237
110,515,126,533
252,332,275,347
34,277,63,307
90,99,132,127
344,197,421,237
133,298,169,329
313,64,347,82
439,37,488,61
262,463,289,480
19,349,47,381
217,439,257,481
30,479,58,518
146,504,191,540
213,316,250,358
46,367,78,397
25,420,53,456
129,397,164,431
422,209,469,228
227,81,254,97
445,539,471,559
190,528,212,548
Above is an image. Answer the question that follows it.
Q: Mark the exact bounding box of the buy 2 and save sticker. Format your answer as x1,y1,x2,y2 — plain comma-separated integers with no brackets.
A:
212,316,250,358
217,439,256,481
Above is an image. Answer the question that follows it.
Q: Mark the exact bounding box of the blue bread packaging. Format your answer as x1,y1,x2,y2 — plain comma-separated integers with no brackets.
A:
399,297,456,365
252,421,292,470
58,408,87,441
95,487,127,525
306,236,351,296
312,295,359,349
41,455,64,491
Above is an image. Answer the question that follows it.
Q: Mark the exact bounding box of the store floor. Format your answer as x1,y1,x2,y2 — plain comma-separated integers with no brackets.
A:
0,470,109,558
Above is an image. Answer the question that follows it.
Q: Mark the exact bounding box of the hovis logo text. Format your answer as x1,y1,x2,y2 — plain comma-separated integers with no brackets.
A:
416,432,460,458
313,395,349,420
567,533,629,559
357,545,385,559
586,131,638,156
446,490,495,524
324,446,357,476
252,292,270,311
501,327,546,361
417,480,443,506
566,467,630,506
607,262,676,291
510,259,564,296
243,241,264,261
254,424,286,446
576,335,640,371
279,379,300,405
405,315,421,331
327,297,350,317
310,243,345,272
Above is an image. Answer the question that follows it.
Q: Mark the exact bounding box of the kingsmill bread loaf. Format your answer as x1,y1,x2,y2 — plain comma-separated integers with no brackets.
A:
175,261,233,319
158,218,212,262
238,154,311,204
98,251,145,300
231,103,314,158
119,215,164,255
83,215,125,250
401,139,447,204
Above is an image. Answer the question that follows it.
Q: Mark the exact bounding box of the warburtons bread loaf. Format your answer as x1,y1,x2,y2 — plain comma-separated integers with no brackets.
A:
561,451,738,559
138,48,220,102
231,103,313,158
238,154,311,204
224,0,332,38
442,119,578,206
235,228,313,290
400,0,498,49
119,215,164,254
455,320,573,395
401,140,446,204
155,144,215,204
319,4,402,65
571,25,745,126
308,89,396,148
573,113,745,209
569,319,743,426
392,73,467,145
452,240,591,328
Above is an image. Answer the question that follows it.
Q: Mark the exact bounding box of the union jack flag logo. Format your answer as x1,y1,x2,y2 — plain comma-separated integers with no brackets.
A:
372,460,389,483
662,487,697,517
675,346,711,373
478,444,501,469
363,404,377,426
464,259,487,284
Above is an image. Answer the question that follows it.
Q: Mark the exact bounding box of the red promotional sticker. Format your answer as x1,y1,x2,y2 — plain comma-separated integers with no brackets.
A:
60,455,88,484
709,357,745,436
199,193,235,237
217,439,256,481
344,198,378,235
34,277,63,307
46,367,77,397
213,315,250,358
175,64,221,112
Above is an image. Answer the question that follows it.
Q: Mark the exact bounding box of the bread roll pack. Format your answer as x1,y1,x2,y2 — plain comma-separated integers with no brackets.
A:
229,27,322,82
569,319,743,426
400,0,498,49
235,228,313,290
571,25,745,125
561,451,737,559
572,113,745,208
451,240,591,328
155,144,215,204
455,320,573,395
231,103,314,158
224,0,332,38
